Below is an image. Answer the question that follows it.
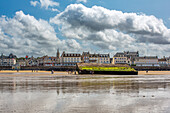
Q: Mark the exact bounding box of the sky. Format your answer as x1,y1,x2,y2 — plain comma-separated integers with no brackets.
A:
0,0,170,57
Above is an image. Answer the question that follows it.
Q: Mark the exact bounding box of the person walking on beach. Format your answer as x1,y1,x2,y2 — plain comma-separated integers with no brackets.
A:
51,70,54,74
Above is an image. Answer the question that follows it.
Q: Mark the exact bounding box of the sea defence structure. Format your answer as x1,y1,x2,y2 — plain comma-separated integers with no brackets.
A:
77,63,138,75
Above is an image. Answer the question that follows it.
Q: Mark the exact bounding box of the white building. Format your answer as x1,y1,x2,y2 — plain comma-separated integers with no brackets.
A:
61,51,81,66
135,56,159,67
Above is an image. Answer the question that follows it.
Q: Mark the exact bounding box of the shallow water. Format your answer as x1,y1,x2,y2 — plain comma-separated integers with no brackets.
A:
0,74,170,113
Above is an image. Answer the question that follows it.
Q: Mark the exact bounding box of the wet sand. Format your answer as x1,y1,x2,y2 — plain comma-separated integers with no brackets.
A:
0,72,170,113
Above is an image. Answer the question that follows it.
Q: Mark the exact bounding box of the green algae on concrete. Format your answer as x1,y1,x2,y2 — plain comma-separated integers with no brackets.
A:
79,66,137,72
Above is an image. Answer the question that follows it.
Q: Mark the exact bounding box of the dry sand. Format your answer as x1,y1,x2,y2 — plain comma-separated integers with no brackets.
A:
0,70,69,77
138,71,170,75
0,70,170,76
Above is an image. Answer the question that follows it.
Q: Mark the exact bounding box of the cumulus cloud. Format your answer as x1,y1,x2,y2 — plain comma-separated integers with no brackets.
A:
0,11,81,57
50,4,170,56
30,0,59,11
76,0,87,3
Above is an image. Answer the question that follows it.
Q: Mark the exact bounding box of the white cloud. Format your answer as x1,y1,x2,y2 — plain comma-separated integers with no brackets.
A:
0,11,81,57
51,8,60,12
30,0,59,10
76,0,87,3
40,0,59,9
30,1,39,7
50,4,170,56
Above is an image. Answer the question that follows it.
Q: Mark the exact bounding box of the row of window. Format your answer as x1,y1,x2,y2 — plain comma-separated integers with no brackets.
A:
100,61,109,63
64,58,80,60
64,61,80,63
116,61,126,63
115,58,127,60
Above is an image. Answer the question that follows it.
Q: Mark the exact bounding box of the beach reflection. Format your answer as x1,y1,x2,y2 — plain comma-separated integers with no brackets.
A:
0,74,170,113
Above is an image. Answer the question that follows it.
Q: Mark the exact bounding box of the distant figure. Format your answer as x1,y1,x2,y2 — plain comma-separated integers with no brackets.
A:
146,70,148,73
74,71,76,75
51,70,54,74
67,70,69,74
32,70,33,72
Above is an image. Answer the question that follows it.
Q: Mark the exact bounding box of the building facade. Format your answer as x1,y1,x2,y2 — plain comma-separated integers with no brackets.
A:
38,56,59,66
0,53,17,66
16,59,26,66
124,51,139,65
135,56,159,67
112,52,129,64
82,52,110,64
112,51,139,65
158,58,168,67
61,51,81,66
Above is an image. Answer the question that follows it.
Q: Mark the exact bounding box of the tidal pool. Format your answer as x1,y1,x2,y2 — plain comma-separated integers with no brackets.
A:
0,74,170,113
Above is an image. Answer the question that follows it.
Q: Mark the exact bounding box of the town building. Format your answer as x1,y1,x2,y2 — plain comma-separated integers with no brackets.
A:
135,56,159,66
16,59,26,66
158,58,168,67
112,51,139,65
38,55,59,66
26,56,39,66
124,51,139,65
82,52,110,64
0,53,17,66
112,52,129,64
61,51,81,66
37,49,61,66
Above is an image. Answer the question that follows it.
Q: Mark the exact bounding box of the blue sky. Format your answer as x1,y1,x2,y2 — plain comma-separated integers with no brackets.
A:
0,0,170,57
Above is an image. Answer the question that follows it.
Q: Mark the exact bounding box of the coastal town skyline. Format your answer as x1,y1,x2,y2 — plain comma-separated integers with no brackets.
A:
1,50,170,67
0,0,170,57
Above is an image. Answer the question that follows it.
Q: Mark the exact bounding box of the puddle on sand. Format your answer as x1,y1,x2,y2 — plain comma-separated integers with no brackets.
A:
0,74,170,113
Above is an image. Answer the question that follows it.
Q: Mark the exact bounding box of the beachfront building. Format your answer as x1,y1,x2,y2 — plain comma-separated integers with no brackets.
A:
112,53,129,64
135,56,159,67
98,54,110,64
124,51,139,65
37,49,61,66
61,51,81,66
25,56,39,66
158,58,168,67
38,56,59,66
82,52,110,64
0,53,17,66
16,59,26,66
112,51,139,65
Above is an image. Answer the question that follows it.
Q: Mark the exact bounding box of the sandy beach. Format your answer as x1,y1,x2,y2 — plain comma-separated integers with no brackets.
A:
0,70,170,76
0,70,69,77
